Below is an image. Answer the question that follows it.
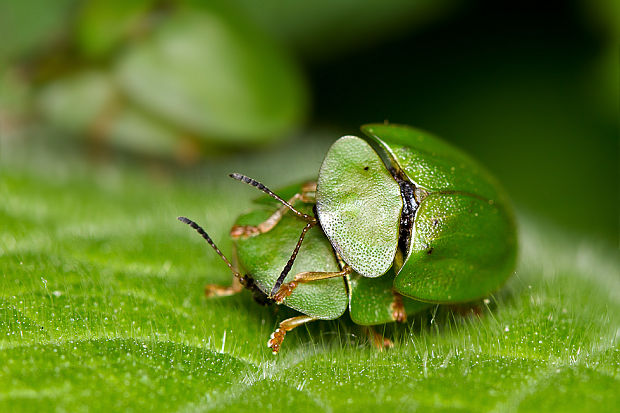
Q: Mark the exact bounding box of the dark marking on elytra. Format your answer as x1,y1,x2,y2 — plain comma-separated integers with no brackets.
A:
433,219,439,226
364,166,369,171
389,167,420,263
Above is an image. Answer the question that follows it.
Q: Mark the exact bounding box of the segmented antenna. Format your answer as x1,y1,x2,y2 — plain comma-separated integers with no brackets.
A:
229,173,316,223
270,221,316,297
177,216,241,278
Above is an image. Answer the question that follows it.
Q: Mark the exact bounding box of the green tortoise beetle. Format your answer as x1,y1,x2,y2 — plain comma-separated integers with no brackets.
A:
178,123,517,353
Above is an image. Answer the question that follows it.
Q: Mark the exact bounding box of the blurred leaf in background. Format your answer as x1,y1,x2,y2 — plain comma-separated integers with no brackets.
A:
75,0,155,59
113,7,306,148
2,0,309,159
1,0,462,160
0,0,76,64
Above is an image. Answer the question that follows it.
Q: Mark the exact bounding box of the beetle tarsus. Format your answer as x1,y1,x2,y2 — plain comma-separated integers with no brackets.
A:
365,327,394,351
267,315,317,354
230,224,260,239
204,284,242,297
379,336,394,350
300,181,317,198
268,328,286,354
390,291,407,323
449,303,484,318
273,281,297,303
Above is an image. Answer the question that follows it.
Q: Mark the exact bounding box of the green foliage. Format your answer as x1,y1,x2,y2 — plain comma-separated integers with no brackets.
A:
0,144,618,412
0,0,76,63
76,0,155,58
226,0,463,59
33,5,307,154
114,8,307,146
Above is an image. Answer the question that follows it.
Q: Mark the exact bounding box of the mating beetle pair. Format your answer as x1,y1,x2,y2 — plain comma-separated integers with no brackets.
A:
179,123,517,354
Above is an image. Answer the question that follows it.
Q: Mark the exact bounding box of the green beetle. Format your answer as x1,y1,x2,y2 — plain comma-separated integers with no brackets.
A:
179,123,517,353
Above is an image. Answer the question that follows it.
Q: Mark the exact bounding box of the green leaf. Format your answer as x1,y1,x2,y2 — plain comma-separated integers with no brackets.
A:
0,137,618,412
36,71,116,133
75,0,155,58
0,0,75,63
115,8,307,146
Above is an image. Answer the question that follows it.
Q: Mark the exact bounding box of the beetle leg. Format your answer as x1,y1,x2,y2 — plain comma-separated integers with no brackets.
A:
273,266,352,304
268,315,317,354
364,327,394,351
230,182,317,239
204,244,243,297
300,181,317,202
231,194,302,238
448,303,484,318
390,291,407,323
205,277,243,297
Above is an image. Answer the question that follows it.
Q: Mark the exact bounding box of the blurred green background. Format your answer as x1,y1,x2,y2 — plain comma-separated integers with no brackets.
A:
1,0,617,244
1,1,619,411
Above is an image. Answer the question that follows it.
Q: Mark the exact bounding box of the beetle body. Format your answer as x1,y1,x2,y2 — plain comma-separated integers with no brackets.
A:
316,124,517,303
179,123,517,353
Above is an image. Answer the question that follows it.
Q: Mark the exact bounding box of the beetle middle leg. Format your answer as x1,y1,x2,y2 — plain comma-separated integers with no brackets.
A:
230,181,317,239
268,315,317,354
273,265,353,303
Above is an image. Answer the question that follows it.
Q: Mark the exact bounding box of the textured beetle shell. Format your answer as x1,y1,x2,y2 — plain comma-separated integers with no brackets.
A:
348,268,430,325
316,136,403,278
234,206,349,320
362,124,517,302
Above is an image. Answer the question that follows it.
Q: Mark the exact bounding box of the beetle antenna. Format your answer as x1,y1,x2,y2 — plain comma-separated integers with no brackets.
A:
270,221,316,297
177,216,241,278
229,173,316,223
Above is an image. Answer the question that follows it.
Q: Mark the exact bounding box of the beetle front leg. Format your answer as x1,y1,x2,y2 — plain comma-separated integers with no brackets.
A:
230,182,317,239
268,315,317,354
273,265,353,303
